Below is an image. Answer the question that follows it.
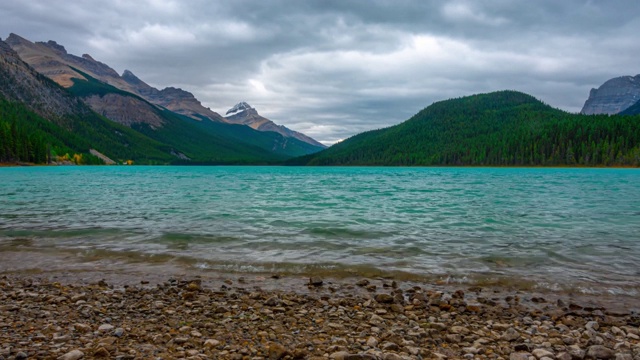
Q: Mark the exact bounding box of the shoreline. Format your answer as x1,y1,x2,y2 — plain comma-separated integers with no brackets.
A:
1,269,639,359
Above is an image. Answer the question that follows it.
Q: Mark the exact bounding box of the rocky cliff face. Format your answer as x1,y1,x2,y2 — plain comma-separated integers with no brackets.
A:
581,75,640,115
225,102,326,148
83,94,165,129
0,38,83,119
7,34,224,123
121,70,224,122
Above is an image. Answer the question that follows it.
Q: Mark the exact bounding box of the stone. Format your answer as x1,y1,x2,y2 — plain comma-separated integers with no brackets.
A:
114,327,125,337
58,350,84,360
586,345,615,359
510,353,531,360
556,353,572,360
309,277,323,286
586,321,600,331
330,351,350,360
503,327,521,342
93,347,110,358
532,348,554,359
356,279,370,287
269,342,288,360
15,353,27,360
366,336,378,348
265,296,281,306
73,323,91,333
204,339,220,348
98,324,114,332
567,345,585,360
374,294,394,304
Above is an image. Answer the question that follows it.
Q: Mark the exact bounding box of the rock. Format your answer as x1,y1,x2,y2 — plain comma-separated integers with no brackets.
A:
374,294,394,304
515,344,532,352
356,279,370,287
381,342,399,351
503,327,521,342
450,325,470,335
93,347,110,358
114,327,124,337
265,296,281,306
269,342,288,360
586,321,600,331
15,352,27,360
586,345,615,359
581,75,640,115
567,345,585,360
330,351,350,360
58,350,84,360
383,354,403,360
366,336,378,348
510,353,531,360
73,323,91,333
557,353,572,360
532,348,554,359
98,324,114,332
204,339,220,348
309,277,323,286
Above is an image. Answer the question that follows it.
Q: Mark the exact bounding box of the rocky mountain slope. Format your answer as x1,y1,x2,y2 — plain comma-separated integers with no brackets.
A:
5,33,225,123
6,33,324,148
0,36,324,164
225,102,325,148
581,75,640,115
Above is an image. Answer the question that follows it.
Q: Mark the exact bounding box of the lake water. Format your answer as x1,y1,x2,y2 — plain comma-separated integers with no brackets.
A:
0,166,639,295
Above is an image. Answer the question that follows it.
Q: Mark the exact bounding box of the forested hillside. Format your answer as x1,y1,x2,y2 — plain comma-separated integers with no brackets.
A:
291,91,640,167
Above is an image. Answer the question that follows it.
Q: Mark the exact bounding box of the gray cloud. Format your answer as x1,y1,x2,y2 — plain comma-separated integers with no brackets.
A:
2,0,640,144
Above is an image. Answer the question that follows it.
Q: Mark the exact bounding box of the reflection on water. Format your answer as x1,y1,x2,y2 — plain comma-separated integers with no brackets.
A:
0,166,639,295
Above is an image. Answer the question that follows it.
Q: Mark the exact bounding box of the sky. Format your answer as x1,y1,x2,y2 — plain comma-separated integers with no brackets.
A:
1,1,639,145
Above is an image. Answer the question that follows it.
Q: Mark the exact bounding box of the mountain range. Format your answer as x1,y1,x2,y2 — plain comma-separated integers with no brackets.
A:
1,32,639,167
0,33,325,165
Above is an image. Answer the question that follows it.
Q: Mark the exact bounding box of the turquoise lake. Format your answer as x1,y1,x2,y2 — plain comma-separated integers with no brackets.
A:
0,166,639,295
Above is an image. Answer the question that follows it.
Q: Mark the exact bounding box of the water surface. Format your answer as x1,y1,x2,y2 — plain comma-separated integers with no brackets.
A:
1,166,638,295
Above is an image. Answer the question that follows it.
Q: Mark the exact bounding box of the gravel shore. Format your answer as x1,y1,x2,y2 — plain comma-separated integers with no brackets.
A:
1,273,639,360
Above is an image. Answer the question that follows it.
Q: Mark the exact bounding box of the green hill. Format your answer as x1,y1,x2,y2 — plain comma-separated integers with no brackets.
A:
291,91,640,167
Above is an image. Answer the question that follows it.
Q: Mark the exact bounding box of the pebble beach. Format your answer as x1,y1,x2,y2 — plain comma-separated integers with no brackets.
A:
1,270,639,360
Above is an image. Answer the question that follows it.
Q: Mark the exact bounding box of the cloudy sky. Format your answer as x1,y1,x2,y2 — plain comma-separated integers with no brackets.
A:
2,1,639,144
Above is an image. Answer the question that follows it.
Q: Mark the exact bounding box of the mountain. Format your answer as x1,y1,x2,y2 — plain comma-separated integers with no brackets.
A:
0,38,175,164
6,33,324,149
225,102,326,148
581,75,640,115
0,36,324,164
3,33,325,163
290,91,640,167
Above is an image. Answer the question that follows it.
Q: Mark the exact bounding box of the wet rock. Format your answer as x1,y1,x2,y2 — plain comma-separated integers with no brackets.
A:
510,354,531,360
15,352,27,360
356,279,370,287
309,277,323,286
374,294,394,304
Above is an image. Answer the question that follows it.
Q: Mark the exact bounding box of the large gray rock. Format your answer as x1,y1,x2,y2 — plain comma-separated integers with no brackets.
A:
581,75,640,115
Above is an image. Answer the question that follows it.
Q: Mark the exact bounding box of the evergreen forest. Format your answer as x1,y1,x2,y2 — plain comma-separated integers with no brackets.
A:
291,91,640,167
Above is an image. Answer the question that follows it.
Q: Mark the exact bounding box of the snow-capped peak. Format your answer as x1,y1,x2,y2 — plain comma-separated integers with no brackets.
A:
225,102,253,117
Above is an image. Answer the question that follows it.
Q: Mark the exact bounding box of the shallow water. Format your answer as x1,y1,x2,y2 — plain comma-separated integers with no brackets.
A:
1,166,639,295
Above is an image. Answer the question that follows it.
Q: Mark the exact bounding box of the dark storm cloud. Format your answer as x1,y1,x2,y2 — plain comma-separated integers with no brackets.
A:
2,0,639,144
